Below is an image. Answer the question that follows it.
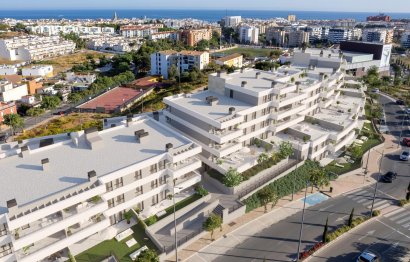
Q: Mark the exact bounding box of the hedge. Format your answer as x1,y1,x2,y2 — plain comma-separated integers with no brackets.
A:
244,160,321,212
242,157,284,181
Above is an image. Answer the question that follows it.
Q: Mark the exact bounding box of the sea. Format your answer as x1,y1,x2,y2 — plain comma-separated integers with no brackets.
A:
0,9,409,22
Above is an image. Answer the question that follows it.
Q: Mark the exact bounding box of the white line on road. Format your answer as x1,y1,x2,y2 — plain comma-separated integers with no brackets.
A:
376,218,410,240
396,216,410,225
385,208,405,218
319,204,335,211
390,212,410,221
374,203,391,210
356,198,368,203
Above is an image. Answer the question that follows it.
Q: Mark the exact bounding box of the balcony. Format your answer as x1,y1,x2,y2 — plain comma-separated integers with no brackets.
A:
174,171,202,194
168,157,202,180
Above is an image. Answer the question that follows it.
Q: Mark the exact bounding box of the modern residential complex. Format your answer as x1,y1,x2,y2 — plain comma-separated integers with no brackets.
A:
150,50,210,79
327,28,362,44
223,16,242,28
0,36,76,62
362,28,393,44
27,25,115,36
84,35,140,53
162,67,365,175
0,115,202,262
120,25,161,38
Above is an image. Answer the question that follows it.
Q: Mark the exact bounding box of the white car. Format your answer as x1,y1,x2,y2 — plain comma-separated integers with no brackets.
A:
357,251,379,262
405,108,410,114
400,151,410,161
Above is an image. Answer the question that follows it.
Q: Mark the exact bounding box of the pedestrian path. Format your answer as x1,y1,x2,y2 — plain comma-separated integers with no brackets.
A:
385,208,410,229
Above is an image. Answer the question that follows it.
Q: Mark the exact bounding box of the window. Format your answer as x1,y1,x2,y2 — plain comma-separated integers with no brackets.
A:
0,224,7,237
252,112,257,120
244,115,248,122
114,178,123,188
251,125,256,132
229,89,234,98
134,170,142,180
0,243,12,258
106,182,113,192
152,195,159,205
158,160,166,170
150,164,158,174
135,186,143,196
108,198,115,208
116,194,124,204
159,176,167,185
21,224,30,230
151,179,158,189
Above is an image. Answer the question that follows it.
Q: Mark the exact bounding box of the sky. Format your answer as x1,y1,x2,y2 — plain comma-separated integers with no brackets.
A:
0,0,410,13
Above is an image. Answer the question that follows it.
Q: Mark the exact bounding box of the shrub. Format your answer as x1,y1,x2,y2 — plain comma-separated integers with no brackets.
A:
399,199,410,207
145,215,157,226
372,210,381,217
223,168,242,187
195,185,209,196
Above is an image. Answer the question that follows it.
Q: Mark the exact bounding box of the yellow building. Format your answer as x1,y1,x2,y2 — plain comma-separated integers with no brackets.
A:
215,53,243,68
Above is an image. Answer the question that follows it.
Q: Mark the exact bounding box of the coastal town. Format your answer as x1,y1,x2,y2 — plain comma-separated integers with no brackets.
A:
0,4,409,262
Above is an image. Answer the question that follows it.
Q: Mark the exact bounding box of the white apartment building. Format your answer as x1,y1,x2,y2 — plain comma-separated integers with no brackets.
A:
0,80,28,103
22,66,53,78
84,35,140,53
150,50,210,79
0,36,76,62
0,66,17,76
163,67,365,175
288,30,310,47
224,16,242,28
120,25,159,38
401,31,410,48
149,31,179,42
266,28,286,46
27,25,115,36
362,29,393,44
239,26,259,44
0,115,202,262
327,28,362,44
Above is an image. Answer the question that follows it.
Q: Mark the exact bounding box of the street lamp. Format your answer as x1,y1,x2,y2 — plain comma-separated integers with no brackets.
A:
296,181,309,261
370,150,384,217
291,153,300,201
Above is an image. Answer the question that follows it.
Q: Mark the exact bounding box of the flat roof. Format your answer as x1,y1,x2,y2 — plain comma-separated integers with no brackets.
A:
216,53,243,62
167,90,252,121
314,108,355,128
77,87,142,112
0,117,189,213
291,122,338,141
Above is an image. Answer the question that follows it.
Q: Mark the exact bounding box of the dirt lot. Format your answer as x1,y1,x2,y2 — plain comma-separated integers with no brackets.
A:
29,50,113,75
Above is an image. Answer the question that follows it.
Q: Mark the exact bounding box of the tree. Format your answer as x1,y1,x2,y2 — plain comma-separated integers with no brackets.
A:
196,39,210,51
257,187,278,213
223,168,242,187
3,114,24,135
203,213,222,241
258,153,269,164
278,141,294,159
308,167,329,193
124,210,133,224
322,217,329,243
68,93,84,104
167,65,178,80
348,208,354,227
41,96,61,110
136,249,159,262
349,146,363,160
26,108,45,124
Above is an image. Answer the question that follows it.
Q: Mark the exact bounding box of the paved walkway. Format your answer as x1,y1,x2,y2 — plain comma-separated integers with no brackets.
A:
165,134,396,262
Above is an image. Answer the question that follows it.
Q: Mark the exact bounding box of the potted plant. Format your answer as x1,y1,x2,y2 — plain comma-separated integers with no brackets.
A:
124,210,133,224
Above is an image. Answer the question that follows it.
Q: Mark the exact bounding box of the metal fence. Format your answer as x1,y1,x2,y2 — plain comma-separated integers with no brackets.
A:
163,228,203,254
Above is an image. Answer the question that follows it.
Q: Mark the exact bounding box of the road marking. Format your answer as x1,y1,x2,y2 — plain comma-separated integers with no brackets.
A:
396,216,410,225
362,200,375,206
390,212,410,221
374,203,391,210
402,222,410,228
319,204,335,211
358,230,376,241
376,218,410,240
347,188,366,195
371,200,388,208
354,197,367,202
385,208,405,218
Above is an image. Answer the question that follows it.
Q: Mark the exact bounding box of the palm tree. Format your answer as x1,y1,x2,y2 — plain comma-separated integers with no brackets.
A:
308,167,329,193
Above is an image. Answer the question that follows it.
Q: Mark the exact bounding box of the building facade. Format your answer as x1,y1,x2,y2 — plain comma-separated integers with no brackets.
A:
0,101,16,125
239,26,259,44
288,30,310,47
0,115,202,262
22,66,53,78
0,66,17,76
180,27,213,47
215,53,243,68
223,16,242,28
0,80,28,103
27,25,115,36
401,31,410,48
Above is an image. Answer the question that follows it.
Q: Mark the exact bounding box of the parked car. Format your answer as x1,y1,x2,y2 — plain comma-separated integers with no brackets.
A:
372,88,380,93
406,108,410,114
400,151,410,161
381,171,397,183
403,138,410,147
357,251,379,262
396,99,405,105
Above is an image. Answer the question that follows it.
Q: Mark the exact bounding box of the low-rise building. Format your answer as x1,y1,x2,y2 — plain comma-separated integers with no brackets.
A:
0,65,17,75
0,101,16,125
150,50,210,79
327,28,362,44
215,53,243,68
84,35,140,53
120,25,160,38
0,36,76,62
0,115,202,262
27,24,115,36
22,65,53,78
26,78,44,95
149,31,180,41
0,80,28,102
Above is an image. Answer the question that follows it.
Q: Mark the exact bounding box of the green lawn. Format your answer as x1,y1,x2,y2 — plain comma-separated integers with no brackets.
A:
144,194,202,226
75,222,157,262
214,47,277,59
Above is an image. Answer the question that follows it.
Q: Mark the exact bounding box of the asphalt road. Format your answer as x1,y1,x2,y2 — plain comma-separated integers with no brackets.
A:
188,93,410,262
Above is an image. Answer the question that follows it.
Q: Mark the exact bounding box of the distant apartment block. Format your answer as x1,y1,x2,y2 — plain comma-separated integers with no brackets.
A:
0,80,28,102
180,27,213,47
0,115,202,262
0,65,17,76
120,25,161,38
223,16,242,28
84,35,140,53
22,66,53,78
239,26,259,44
288,30,310,47
287,15,297,23
149,31,180,42
0,36,76,62
362,29,393,44
327,28,362,44
266,28,286,46
163,67,365,175
367,14,391,22
401,31,410,48
215,53,243,68
150,50,210,79
27,24,115,36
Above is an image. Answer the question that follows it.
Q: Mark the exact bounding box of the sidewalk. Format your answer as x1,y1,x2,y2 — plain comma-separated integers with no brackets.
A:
166,134,397,262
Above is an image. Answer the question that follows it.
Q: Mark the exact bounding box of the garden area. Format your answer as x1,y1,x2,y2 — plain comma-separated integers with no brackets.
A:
75,220,158,262
16,113,107,140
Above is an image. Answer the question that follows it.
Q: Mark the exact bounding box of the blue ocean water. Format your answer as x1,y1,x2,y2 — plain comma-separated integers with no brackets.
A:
0,9,409,22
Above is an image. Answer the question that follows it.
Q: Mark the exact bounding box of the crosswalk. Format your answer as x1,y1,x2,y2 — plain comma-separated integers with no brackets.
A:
345,188,395,211
345,187,410,230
